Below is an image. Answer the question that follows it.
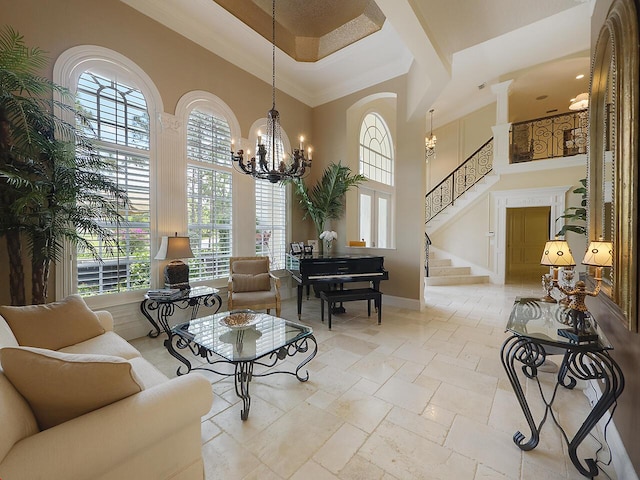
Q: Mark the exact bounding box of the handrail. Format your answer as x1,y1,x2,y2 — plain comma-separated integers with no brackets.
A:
425,137,493,223
424,232,431,277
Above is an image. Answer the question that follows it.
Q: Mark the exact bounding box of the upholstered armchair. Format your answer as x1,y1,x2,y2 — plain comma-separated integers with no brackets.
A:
228,256,281,317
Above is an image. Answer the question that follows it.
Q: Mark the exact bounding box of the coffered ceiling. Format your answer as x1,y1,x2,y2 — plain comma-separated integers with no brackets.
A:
120,0,594,125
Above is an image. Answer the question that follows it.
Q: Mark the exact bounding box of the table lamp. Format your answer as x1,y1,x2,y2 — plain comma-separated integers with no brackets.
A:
582,239,613,280
155,233,195,290
540,238,575,302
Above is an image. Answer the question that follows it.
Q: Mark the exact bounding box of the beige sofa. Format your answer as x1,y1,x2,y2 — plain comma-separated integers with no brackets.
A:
0,295,213,480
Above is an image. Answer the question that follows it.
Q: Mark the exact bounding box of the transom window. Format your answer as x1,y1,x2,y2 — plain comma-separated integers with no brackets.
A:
359,112,393,186
186,109,233,280
358,112,394,248
75,71,151,295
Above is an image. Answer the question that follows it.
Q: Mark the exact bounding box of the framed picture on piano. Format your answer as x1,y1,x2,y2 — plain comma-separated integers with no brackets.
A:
303,244,313,255
290,242,302,255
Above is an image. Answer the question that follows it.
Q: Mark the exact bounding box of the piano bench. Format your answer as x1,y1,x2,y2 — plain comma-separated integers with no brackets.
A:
319,288,382,329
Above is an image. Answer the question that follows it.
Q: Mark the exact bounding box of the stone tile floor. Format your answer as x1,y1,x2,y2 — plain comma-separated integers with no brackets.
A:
131,283,618,479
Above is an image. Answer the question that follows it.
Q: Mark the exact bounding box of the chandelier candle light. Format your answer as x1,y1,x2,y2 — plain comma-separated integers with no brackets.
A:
230,0,311,183
425,108,437,161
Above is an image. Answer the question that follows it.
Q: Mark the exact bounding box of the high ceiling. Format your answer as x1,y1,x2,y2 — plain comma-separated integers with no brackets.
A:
120,0,594,126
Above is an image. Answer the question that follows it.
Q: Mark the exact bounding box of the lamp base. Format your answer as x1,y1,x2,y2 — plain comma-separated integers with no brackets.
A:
164,260,190,290
557,328,598,343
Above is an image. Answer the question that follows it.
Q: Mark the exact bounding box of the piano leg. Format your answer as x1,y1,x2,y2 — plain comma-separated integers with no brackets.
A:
297,284,304,320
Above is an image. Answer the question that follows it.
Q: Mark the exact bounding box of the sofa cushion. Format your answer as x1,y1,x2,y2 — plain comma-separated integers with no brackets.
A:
0,295,105,350
0,346,143,430
0,315,18,348
232,273,271,292
59,331,141,360
0,372,39,463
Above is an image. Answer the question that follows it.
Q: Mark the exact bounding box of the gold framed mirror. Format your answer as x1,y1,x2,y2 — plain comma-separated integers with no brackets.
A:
588,0,639,332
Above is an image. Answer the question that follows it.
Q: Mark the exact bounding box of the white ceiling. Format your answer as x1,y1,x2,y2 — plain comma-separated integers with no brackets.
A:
120,0,595,126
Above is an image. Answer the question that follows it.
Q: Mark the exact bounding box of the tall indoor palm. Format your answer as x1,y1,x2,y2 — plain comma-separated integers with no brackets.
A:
0,27,127,304
289,162,365,239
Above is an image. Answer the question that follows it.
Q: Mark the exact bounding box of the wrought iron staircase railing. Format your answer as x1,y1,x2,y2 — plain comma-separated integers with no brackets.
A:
425,137,493,224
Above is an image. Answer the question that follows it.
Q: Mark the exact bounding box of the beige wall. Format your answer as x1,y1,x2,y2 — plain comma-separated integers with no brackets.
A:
427,103,496,190
312,76,427,303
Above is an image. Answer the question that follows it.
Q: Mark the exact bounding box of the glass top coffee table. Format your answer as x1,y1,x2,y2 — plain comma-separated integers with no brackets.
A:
165,310,317,420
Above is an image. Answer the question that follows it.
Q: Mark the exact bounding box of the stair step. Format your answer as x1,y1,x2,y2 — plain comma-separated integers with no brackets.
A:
429,266,471,276
425,274,490,286
429,259,452,268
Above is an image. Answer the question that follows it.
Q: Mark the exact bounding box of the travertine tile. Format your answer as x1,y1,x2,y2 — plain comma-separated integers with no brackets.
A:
132,282,615,480
313,423,368,473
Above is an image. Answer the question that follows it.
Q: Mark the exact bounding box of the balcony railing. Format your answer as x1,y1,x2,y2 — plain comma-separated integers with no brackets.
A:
510,111,587,163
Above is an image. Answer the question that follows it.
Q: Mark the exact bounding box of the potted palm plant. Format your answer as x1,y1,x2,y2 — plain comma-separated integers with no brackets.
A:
0,27,128,305
288,162,365,250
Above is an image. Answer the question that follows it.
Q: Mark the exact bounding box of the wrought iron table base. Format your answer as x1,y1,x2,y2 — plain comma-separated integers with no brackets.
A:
140,290,221,338
500,335,624,478
165,332,318,420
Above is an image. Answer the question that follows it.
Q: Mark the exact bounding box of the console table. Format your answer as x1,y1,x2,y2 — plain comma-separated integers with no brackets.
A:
501,297,624,478
140,286,221,338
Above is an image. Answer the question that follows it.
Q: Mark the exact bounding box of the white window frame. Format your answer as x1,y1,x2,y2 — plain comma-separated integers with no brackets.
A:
249,119,291,270
185,107,234,281
358,112,395,248
53,46,163,306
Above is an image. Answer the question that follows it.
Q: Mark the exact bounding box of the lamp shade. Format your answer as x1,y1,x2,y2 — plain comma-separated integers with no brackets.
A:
154,235,194,261
569,92,589,111
540,240,576,266
582,240,613,267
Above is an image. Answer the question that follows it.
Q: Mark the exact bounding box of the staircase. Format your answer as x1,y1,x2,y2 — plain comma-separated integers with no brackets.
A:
425,257,489,286
424,138,494,286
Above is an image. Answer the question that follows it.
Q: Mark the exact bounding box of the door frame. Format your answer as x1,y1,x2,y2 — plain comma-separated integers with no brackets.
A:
492,186,571,284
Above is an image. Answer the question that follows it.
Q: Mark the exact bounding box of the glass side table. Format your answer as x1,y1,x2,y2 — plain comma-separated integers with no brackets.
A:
501,297,624,478
140,286,221,338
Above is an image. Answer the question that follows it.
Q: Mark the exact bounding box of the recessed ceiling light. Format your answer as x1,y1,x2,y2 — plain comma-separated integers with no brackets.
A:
576,74,585,79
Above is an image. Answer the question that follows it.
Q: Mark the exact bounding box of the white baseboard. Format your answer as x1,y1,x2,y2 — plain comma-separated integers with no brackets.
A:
584,380,638,480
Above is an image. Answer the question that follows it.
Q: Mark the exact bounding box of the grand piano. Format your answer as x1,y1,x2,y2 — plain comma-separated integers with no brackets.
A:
286,253,389,319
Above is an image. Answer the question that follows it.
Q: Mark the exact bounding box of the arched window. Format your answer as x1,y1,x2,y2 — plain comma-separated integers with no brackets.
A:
186,107,233,280
359,112,394,248
54,45,162,300
75,70,151,294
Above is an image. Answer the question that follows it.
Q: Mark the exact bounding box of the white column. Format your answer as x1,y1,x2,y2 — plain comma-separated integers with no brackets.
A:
490,80,513,173
155,112,186,285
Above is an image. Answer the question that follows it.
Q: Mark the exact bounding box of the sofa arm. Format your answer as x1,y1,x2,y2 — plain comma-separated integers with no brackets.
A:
0,373,213,480
95,310,114,332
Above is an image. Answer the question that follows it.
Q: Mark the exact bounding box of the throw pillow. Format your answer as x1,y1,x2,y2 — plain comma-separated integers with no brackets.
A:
0,294,105,350
232,273,271,292
0,346,143,430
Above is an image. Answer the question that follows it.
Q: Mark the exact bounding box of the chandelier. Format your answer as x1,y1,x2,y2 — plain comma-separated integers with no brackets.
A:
231,0,311,183
425,108,437,161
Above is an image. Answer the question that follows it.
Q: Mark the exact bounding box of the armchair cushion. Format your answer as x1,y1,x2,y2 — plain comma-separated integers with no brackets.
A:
231,259,268,275
232,272,271,292
0,346,143,430
0,295,105,350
